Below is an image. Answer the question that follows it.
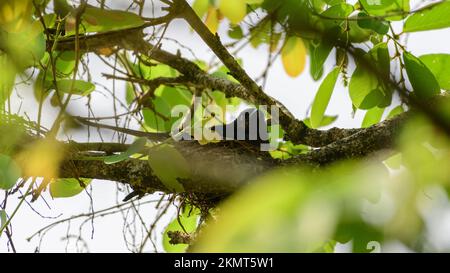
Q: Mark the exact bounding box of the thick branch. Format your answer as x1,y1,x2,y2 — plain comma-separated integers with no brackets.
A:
1,113,407,197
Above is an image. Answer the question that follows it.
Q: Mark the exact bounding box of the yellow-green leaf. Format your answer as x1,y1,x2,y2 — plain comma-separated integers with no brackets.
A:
419,54,450,90
56,79,95,96
311,67,340,129
281,37,306,78
404,1,450,32
148,144,190,193
219,0,247,24
205,7,219,33
361,107,384,128
0,154,21,190
50,178,91,198
192,0,209,19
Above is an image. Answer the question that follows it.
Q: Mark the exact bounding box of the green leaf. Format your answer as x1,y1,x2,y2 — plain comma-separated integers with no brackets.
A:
163,205,199,253
403,52,441,99
419,54,450,90
0,54,16,107
404,1,450,32
148,144,190,193
228,25,244,39
143,98,172,132
369,43,392,107
0,210,6,233
387,105,404,119
309,38,333,80
34,51,77,102
55,80,95,96
321,240,337,253
104,138,147,164
311,67,340,128
335,220,384,253
347,20,372,43
360,0,395,13
192,0,209,18
359,0,409,20
349,66,382,110
125,82,136,105
303,115,338,128
269,141,308,160
193,161,386,252
50,178,92,198
361,107,384,128
0,21,46,69
350,44,392,109
66,6,144,35
0,154,21,190
321,3,354,30
143,86,192,132
357,12,389,34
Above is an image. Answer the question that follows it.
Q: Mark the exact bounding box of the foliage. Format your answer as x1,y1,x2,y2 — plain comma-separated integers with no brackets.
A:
0,0,449,253
194,116,450,252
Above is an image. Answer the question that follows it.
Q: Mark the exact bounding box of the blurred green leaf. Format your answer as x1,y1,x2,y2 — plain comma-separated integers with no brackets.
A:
0,154,21,190
193,161,386,252
0,21,46,69
335,220,384,253
0,209,6,233
192,0,209,18
384,153,402,169
148,144,190,193
0,54,16,107
50,178,91,198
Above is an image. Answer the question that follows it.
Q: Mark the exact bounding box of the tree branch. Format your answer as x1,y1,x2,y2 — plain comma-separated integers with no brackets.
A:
1,112,408,198
51,26,361,147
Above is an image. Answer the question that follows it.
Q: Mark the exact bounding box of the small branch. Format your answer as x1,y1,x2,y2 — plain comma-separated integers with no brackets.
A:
73,117,170,141
167,230,193,245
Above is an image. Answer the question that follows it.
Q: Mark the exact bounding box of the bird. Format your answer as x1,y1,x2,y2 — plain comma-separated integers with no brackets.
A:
210,108,269,144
